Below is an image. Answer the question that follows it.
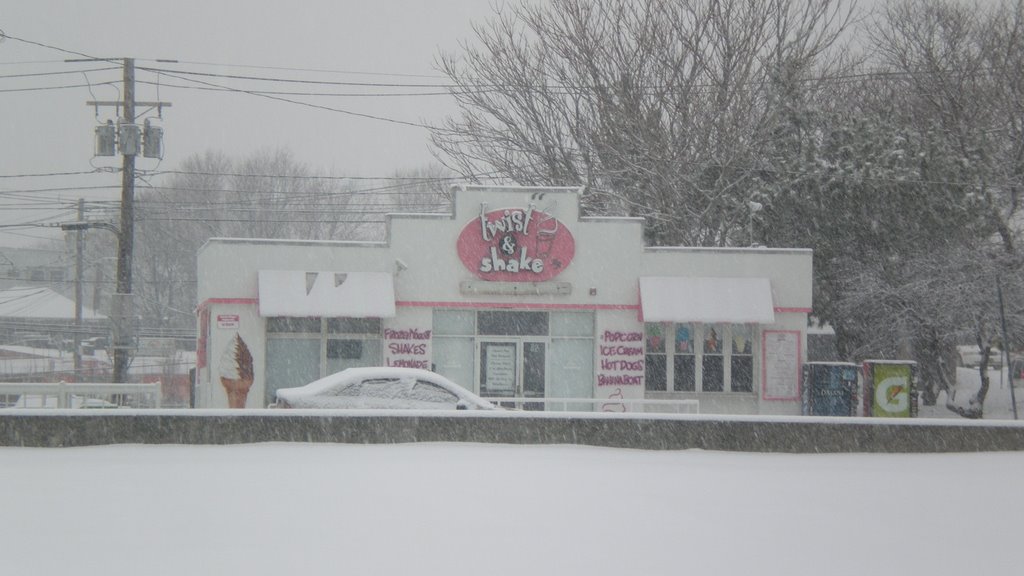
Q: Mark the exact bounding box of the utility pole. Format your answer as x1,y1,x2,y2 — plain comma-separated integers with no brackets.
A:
73,198,84,381
70,56,172,384
112,57,136,386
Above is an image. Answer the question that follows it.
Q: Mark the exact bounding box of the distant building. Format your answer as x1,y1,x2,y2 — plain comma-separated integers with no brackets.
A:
0,247,68,291
0,344,109,383
0,286,107,350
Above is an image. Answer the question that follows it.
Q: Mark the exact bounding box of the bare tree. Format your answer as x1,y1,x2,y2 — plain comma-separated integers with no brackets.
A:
433,0,856,246
380,164,456,215
131,148,367,337
861,0,1024,413
869,0,1023,253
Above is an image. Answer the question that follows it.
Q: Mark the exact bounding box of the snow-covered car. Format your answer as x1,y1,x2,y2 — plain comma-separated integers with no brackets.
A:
269,367,496,411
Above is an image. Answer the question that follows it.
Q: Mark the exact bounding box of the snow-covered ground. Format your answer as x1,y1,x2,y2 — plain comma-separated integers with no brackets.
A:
0,442,1021,576
922,367,1021,420
1,366,1020,575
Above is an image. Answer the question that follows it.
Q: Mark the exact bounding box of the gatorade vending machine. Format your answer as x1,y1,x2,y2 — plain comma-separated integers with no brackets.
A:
862,360,918,418
801,362,859,416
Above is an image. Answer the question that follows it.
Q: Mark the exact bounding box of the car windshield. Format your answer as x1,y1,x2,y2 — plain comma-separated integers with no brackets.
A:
408,380,459,404
351,378,410,399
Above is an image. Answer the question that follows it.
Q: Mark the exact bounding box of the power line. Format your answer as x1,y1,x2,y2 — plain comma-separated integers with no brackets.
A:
0,33,443,132
135,79,476,98
6,30,1021,97
137,65,437,129
0,185,120,196
151,58,447,80
0,59,78,66
146,169,461,181
0,66,118,79
0,31,113,64
137,65,460,88
136,216,393,225
0,169,107,179
0,81,117,94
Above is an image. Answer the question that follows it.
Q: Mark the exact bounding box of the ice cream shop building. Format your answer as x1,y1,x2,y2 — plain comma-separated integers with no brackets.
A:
196,185,813,414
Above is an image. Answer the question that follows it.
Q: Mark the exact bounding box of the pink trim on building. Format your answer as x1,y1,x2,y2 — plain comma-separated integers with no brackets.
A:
396,300,639,311
196,298,259,313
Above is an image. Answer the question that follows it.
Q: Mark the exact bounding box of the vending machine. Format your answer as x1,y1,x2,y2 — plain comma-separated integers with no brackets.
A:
862,360,918,418
801,362,860,416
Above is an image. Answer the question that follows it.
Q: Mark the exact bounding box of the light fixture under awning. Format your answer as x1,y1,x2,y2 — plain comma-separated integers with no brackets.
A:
258,270,396,318
639,276,775,324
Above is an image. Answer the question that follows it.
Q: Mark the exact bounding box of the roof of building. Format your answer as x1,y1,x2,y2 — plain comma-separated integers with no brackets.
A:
0,247,67,269
0,287,105,320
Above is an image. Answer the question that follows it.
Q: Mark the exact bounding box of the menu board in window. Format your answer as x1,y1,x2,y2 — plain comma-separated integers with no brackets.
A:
483,343,516,394
762,330,801,401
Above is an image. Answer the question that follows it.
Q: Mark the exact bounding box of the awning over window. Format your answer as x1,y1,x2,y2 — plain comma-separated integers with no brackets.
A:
258,270,396,318
639,276,775,324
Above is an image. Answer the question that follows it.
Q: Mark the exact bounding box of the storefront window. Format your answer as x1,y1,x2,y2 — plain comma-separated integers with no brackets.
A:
433,310,475,336
702,324,724,392
645,355,667,391
267,317,320,333
731,325,754,392
675,324,692,353
703,325,722,354
644,322,756,394
673,323,695,391
266,316,383,400
326,338,382,374
432,336,474,390
327,318,381,334
550,311,593,337
645,323,667,391
549,312,594,409
478,311,548,336
265,338,320,405
645,323,666,353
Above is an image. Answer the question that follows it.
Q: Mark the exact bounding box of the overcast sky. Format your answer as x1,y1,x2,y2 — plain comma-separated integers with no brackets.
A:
0,0,499,248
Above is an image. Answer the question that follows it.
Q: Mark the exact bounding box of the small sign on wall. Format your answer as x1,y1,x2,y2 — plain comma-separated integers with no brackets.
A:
216,314,240,330
762,330,801,401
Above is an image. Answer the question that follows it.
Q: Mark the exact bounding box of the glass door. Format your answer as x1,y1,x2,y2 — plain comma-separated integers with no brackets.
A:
522,341,546,410
479,341,517,399
478,339,547,410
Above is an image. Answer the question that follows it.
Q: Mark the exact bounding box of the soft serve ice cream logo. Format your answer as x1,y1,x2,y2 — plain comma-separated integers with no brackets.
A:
456,203,575,282
219,333,254,408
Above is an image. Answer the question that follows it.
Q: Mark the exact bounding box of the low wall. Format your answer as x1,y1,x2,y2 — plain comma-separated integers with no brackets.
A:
3,411,1024,452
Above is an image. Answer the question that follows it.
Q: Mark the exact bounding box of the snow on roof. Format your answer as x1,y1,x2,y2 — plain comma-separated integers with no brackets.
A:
0,287,105,320
639,276,775,324
257,270,395,318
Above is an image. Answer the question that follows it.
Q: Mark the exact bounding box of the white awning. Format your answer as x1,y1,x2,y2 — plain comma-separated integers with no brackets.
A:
639,276,775,324
258,270,396,318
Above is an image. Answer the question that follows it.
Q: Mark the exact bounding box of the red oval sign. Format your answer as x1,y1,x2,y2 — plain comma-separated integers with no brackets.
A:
456,206,575,282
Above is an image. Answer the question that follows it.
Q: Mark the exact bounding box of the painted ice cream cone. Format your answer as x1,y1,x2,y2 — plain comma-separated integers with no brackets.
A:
219,333,254,409
220,377,252,409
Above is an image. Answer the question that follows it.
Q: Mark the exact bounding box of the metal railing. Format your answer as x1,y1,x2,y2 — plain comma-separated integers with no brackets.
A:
481,397,699,413
0,381,162,409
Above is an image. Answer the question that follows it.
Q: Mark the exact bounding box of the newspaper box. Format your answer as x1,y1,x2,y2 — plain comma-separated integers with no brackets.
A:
801,362,859,416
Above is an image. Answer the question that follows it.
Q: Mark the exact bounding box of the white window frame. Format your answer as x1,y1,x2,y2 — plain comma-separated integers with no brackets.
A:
645,322,758,393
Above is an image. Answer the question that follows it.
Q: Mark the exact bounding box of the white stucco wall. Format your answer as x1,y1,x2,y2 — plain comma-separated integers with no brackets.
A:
196,185,813,414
